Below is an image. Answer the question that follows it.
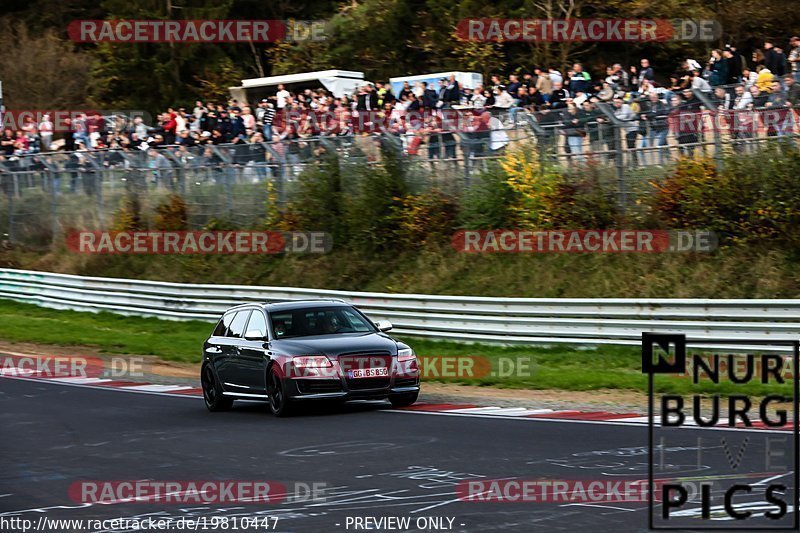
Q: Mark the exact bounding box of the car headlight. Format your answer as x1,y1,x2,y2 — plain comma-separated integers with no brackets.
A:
287,355,335,378
292,355,333,368
397,348,415,362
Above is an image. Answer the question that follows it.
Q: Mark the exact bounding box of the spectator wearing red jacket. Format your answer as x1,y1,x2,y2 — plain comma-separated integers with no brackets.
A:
163,111,178,144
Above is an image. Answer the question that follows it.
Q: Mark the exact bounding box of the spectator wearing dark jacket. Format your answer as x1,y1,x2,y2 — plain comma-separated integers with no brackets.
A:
631,59,655,94
519,85,545,110
406,93,421,112
421,82,438,109
723,48,741,84
773,47,789,77
440,75,461,107
549,81,570,109
763,42,784,76
216,111,233,142
230,111,246,140
507,74,522,100
356,85,378,111
561,104,588,164
709,49,728,86
568,63,592,95
201,111,218,134
640,93,670,165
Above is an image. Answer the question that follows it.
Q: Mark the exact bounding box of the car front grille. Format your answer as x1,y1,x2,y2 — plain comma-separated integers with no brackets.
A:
296,379,343,394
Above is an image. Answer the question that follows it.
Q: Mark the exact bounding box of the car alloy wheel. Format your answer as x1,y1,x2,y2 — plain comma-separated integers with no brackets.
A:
202,364,233,411
268,367,293,417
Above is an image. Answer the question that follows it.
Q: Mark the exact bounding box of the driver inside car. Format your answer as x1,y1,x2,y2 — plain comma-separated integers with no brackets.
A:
322,313,342,334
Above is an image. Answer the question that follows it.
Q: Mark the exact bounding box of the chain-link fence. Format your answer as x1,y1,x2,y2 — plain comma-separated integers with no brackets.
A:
0,93,797,248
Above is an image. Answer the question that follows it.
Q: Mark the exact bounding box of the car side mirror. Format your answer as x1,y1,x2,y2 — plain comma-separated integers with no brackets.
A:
244,329,266,341
375,320,393,332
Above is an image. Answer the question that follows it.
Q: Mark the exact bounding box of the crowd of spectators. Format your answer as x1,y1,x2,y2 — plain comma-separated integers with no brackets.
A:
2,36,799,170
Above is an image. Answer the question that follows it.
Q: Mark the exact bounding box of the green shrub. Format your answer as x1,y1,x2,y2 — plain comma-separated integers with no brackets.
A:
650,146,800,248
342,146,408,252
393,189,459,249
111,193,146,231
458,162,519,229
153,194,188,230
282,154,346,239
548,163,620,229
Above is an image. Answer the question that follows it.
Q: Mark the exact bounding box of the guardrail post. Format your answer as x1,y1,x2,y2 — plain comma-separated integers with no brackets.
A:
49,169,59,245
262,143,286,207
597,103,627,215
692,88,724,172
7,174,16,243
225,169,233,220
525,114,550,172
100,171,107,228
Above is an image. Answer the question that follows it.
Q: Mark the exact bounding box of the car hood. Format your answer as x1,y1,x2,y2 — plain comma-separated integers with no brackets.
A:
271,332,398,357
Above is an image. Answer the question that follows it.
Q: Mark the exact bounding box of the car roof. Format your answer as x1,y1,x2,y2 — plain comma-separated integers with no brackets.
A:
225,299,350,313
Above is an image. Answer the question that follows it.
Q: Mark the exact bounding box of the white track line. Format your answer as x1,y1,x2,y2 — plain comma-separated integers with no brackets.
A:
0,375,202,399
384,408,796,434
120,384,193,392
441,407,562,417
46,377,113,384
605,415,649,423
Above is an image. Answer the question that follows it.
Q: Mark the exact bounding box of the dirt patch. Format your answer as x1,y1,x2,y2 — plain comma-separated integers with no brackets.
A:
420,382,648,412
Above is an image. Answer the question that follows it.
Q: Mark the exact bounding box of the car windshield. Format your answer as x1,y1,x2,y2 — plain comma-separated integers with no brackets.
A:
269,307,376,339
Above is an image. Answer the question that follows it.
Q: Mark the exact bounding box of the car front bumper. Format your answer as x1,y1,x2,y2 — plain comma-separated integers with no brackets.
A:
286,376,420,401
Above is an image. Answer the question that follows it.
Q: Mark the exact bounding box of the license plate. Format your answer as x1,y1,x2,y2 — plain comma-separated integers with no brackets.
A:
348,367,389,379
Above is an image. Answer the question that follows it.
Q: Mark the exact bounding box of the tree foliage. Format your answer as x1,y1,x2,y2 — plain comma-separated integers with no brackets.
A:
0,0,798,111
0,18,91,108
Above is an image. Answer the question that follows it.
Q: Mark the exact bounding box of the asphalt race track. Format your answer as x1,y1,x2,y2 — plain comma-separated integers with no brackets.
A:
0,377,795,532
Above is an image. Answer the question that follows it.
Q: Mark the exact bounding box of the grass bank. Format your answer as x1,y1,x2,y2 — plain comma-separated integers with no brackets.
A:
3,244,800,298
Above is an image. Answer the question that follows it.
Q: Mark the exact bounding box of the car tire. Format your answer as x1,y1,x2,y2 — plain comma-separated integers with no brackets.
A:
267,366,294,417
389,391,419,408
201,364,233,412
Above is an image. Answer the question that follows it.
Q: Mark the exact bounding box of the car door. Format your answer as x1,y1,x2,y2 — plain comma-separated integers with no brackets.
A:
206,311,234,378
233,309,270,394
216,309,251,391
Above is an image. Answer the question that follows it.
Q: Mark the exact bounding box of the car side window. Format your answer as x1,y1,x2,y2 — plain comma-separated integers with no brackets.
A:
212,312,235,337
246,311,267,338
227,310,251,339
270,312,293,338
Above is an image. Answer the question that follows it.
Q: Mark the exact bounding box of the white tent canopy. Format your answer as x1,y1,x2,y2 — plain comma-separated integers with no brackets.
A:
389,72,483,97
233,70,366,100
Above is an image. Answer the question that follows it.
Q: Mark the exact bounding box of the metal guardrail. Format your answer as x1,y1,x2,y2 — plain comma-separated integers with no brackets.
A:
0,268,797,351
